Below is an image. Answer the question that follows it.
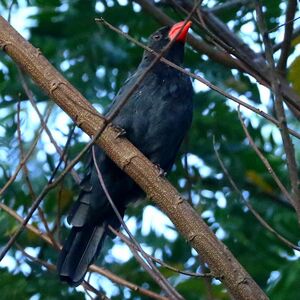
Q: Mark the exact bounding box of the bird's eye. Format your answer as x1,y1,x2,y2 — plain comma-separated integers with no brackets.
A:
152,33,162,40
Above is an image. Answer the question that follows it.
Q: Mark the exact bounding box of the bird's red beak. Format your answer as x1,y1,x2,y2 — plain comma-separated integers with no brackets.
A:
168,21,192,43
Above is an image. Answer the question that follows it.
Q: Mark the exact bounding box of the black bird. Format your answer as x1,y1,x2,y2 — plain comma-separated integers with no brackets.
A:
57,21,194,286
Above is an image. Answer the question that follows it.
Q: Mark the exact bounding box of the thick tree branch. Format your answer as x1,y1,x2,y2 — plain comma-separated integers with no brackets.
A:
0,16,268,300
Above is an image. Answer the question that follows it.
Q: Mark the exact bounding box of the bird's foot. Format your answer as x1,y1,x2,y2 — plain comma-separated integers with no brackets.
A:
155,164,167,177
112,124,127,138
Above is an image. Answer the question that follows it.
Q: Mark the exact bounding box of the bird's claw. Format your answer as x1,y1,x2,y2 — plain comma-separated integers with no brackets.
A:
155,164,166,177
112,125,126,138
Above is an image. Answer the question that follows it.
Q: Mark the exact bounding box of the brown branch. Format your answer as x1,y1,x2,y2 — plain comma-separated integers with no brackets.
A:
18,68,81,185
0,122,106,261
109,226,214,278
235,111,300,251
92,146,184,300
134,0,239,69
237,108,294,206
100,18,300,140
158,0,300,116
0,202,169,300
214,140,300,251
255,0,300,223
273,26,300,52
277,0,298,73
16,99,60,249
16,244,110,300
0,107,52,196
0,16,268,300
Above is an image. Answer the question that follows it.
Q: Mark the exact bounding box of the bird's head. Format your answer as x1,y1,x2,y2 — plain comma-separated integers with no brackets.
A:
142,21,192,66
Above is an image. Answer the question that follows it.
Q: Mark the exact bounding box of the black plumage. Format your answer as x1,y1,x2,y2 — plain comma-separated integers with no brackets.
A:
57,21,194,286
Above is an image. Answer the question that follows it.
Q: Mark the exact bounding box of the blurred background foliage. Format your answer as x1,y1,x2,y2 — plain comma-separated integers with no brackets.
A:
0,0,300,299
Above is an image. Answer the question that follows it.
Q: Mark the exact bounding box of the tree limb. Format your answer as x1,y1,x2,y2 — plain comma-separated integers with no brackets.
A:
0,16,268,300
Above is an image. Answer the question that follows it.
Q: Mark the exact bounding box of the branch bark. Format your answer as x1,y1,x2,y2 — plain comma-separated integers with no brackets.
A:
0,16,268,300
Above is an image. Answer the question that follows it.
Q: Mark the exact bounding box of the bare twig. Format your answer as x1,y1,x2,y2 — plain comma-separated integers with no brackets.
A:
16,242,56,271
136,0,300,115
92,146,184,300
134,0,239,69
213,136,300,252
208,0,251,13
82,281,110,300
7,0,15,23
18,68,81,184
183,151,193,204
237,107,294,206
273,26,300,52
0,107,52,196
255,0,300,222
16,99,60,249
0,16,270,299
99,0,199,124
109,226,214,278
268,16,300,33
0,124,106,261
99,17,300,140
277,0,298,73
0,202,168,300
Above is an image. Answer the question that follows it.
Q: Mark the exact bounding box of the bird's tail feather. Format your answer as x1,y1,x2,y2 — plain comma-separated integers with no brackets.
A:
57,223,107,286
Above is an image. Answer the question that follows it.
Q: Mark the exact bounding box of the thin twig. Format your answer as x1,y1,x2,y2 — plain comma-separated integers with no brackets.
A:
109,226,214,278
7,0,15,23
16,242,56,271
92,146,184,300
0,122,107,261
16,99,60,249
82,281,111,300
98,17,300,140
273,26,300,52
255,0,300,222
16,243,110,300
213,136,300,252
277,0,298,73
208,0,250,13
237,107,294,206
268,15,300,33
99,0,199,123
0,107,52,196
0,202,167,300
18,68,81,184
